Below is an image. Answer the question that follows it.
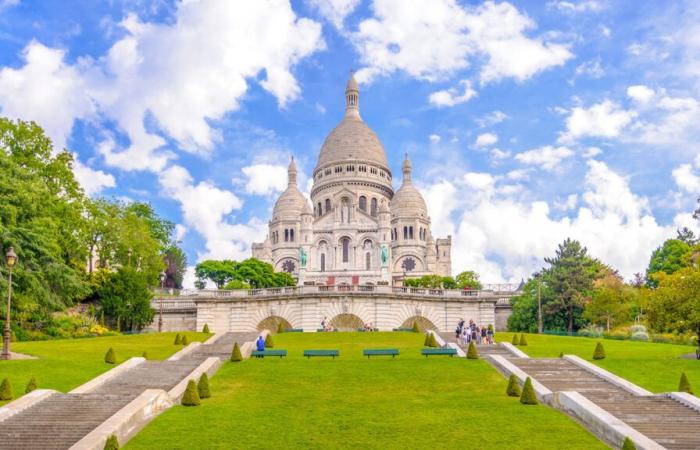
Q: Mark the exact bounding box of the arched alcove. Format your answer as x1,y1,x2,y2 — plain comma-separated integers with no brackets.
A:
257,316,293,332
400,316,438,332
329,314,365,331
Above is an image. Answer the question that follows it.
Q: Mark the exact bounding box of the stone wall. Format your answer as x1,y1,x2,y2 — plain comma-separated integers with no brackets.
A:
143,310,196,332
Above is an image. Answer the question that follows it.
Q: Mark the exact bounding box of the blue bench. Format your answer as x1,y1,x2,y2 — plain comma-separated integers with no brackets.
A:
363,348,399,358
304,349,340,359
284,328,304,333
392,327,415,332
251,350,287,358
421,348,457,357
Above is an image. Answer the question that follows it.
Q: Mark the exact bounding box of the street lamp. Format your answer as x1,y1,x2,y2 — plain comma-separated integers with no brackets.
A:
158,270,166,332
2,246,18,360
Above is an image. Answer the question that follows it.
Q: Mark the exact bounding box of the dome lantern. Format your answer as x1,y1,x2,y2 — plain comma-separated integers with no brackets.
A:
345,72,359,118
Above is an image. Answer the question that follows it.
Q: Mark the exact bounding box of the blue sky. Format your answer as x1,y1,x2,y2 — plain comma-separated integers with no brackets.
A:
0,0,699,284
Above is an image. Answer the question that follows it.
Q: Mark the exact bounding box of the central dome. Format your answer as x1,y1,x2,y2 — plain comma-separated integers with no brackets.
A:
314,75,389,172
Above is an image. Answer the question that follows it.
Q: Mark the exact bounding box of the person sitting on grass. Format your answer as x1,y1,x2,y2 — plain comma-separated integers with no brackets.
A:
256,335,265,352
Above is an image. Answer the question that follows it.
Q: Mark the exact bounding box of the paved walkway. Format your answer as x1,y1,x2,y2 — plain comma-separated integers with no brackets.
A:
0,332,257,450
440,333,700,450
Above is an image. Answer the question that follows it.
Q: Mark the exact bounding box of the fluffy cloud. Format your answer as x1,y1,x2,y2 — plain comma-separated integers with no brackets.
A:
475,132,498,147
476,110,509,127
514,145,574,170
240,164,289,196
428,80,477,107
548,1,603,14
559,100,636,142
673,163,700,193
307,0,360,29
353,0,572,84
72,155,116,196
429,134,441,143
627,85,655,104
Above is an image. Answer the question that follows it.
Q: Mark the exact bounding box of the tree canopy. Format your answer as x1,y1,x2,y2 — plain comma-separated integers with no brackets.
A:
195,258,295,289
645,238,693,286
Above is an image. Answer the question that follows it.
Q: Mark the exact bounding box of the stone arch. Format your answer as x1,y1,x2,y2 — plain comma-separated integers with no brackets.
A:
400,315,438,332
329,313,365,331
257,315,293,332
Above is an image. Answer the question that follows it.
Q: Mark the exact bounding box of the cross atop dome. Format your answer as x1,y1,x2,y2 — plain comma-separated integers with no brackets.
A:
288,156,297,186
345,71,360,117
402,153,412,183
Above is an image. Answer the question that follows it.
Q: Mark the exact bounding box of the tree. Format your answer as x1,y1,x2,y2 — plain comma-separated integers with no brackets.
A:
195,260,237,289
96,267,155,331
646,239,692,286
584,272,634,331
455,270,482,289
621,437,636,450
162,245,187,289
195,258,295,289
223,279,251,290
676,227,698,245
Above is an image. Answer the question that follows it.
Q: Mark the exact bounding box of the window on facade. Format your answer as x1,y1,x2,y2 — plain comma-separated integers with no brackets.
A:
290,229,294,242
317,202,322,215
284,229,289,242
320,253,326,272
325,169,331,175
403,226,408,239
359,196,367,211
370,198,378,216
370,168,377,174
325,199,331,211
380,171,385,178
409,226,414,239
347,165,355,172
366,252,371,270
359,166,367,172
342,238,350,263
335,166,342,173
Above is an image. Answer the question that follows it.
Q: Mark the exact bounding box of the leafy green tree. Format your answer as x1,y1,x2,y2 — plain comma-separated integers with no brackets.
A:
223,279,251,290
646,239,692,286
507,278,542,333
584,272,635,331
196,258,295,289
455,270,482,289
96,267,155,331
676,227,698,245
195,260,238,288
441,277,458,289
163,245,187,289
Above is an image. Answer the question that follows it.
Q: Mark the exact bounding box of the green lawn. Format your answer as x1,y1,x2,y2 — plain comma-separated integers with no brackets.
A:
127,332,604,450
496,332,699,393
0,331,209,403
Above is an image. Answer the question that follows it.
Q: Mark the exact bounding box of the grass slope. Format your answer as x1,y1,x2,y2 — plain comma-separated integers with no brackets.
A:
127,332,604,450
496,332,699,393
0,331,209,403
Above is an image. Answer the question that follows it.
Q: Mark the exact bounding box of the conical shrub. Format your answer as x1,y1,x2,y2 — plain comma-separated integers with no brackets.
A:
621,437,636,450
0,378,13,401
506,374,521,397
230,342,242,362
467,341,479,359
181,335,189,346
265,334,274,348
142,351,148,360
412,321,420,333
181,379,200,406
423,333,431,347
592,342,606,360
679,372,693,395
519,334,528,346
559,351,564,358
104,434,119,450
427,333,438,347
198,373,211,399
104,348,116,364
512,334,519,345
277,322,285,334
174,334,182,345
25,376,37,394
202,324,210,333
519,377,538,405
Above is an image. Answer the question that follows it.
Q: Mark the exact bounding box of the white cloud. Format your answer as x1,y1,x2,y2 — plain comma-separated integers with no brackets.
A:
490,148,511,161
71,154,116,196
428,80,477,107
307,0,360,29
574,58,604,79
429,134,441,143
475,132,498,147
174,224,188,242
548,1,603,14
514,145,574,171
476,110,509,127
559,100,636,142
240,163,288,196
627,85,655,104
462,172,496,191
583,146,603,158
353,0,572,84
673,163,700,193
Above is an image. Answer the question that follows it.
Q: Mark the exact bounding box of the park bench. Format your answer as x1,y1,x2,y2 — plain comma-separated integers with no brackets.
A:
421,348,457,357
363,348,399,358
392,327,415,332
251,349,287,358
304,349,340,359
284,328,304,333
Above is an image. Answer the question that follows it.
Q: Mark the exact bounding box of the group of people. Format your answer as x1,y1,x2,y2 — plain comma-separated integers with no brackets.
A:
456,318,493,346
320,317,335,332
319,317,377,332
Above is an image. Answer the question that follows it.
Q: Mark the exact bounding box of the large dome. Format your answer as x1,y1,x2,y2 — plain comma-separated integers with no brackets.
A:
272,159,308,220
314,74,389,172
390,156,428,218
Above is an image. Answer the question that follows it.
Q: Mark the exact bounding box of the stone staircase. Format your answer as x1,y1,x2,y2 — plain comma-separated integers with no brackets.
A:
0,332,254,450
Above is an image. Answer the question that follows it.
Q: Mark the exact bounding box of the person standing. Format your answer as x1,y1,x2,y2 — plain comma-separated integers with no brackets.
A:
256,335,265,351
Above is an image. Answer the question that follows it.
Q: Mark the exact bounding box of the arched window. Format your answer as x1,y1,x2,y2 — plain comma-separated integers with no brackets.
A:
359,196,367,211
403,226,408,239
320,253,326,272
371,198,378,216
342,237,350,263
393,228,397,241
317,202,322,215
325,199,331,212
409,226,414,239
284,229,289,242
290,229,295,242
365,252,371,270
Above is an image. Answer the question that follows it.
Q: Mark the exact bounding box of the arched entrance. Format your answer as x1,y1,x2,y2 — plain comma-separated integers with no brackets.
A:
257,316,292,332
400,316,438,332
329,314,364,331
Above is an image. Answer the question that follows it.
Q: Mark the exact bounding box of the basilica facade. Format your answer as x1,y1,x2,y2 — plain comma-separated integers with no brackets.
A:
252,75,451,285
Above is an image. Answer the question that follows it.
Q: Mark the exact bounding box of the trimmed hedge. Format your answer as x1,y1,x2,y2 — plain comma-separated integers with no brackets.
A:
593,342,606,360
277,322,285,334
621,437,636,450
679,372,693,395
265,334,274,348
25,376,37,394
412,321,420,333
0,378,13,401
427,333,438,348
181,379,200,406
202,324,210,333
174,334,182,345
423,333,431,347
467,341,479,359
181,335,189,346
230,342,243,362
104,348,116,364
520,377,538,405
104,434,120,450
519,334,528,346
512,334,519,345
506,374,521,397
198,373,211,399
142,351,148,360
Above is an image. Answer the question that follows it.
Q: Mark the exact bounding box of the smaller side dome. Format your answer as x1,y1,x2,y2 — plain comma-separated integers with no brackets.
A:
390,153,428,218
272,158,306,220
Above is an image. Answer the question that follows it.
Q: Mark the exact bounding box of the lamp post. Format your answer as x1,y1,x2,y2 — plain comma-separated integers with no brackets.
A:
158,270,166,333
2,246,18,360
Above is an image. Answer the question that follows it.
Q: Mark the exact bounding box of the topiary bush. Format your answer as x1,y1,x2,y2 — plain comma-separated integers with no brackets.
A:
412,321,420,333
0,378,13,401
467,341,478,359
277,322,285,334
593,342,606,360
202,324,210,333
142,351,148,360
174,334,182,345
104,348,116,364
198,373,211,399
181,379,201,406
512,334,519,345
423,333,431,347
559,351,564,358
520,377,538,405
265,334,274,348
427,333,438,347
679,372,693,395
181,335,189,346
230,342,242,362
621,437,636,450
519,334,528,346
506,374,521,397
25,376,37,394
104,434,120,450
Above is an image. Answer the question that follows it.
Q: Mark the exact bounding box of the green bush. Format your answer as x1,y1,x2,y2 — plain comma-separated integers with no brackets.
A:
519,377,538,405
104,434,120,450
467,341,478,359
679,372,693,395
230,342,243,362
427,333,438,347
512,334,519,345
142,351,148,359
181,335,189,346
621,437,636,450
181,379,201,406
519,334,528,346
202,324,210,333
506,374,521,397
423,333,431,347
592,342,606,360
265,334,274,348
104,347,116,364
412,321,420,333
559,351,564,358
25,376,37,394
0,378,13,401
174,334,182,345
198,373,211,399
277,322,285,334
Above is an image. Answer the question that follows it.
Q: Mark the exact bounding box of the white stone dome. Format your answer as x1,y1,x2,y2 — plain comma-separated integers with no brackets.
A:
390,155,428,218
272,158,307,220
